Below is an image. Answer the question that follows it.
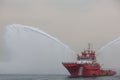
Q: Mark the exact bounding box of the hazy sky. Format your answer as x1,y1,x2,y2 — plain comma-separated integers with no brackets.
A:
0,0,120,74
0,0,120,52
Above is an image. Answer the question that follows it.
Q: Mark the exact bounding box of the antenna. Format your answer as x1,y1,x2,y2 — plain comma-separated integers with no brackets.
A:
88,43,91,49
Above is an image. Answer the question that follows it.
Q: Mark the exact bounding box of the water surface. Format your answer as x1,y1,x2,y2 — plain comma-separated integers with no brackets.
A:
0,74,119,80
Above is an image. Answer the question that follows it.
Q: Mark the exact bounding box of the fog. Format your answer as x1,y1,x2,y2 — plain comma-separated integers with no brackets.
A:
0,0,120,74
0,0,120,51
98,37,120,69
0,24,75,74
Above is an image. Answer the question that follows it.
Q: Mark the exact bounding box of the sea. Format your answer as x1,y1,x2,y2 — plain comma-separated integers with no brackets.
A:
0,74,119,80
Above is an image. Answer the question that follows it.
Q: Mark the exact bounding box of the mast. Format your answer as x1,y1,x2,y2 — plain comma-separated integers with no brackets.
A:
88,43,91,50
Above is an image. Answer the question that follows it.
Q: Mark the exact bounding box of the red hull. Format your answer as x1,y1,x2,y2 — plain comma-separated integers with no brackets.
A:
62,63,116,77
62,63,80,77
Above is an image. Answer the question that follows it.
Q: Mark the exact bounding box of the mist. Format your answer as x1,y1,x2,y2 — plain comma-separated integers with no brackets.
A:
98,37,120,69
0,24,76,74
0,0,120,52
0,0,120,74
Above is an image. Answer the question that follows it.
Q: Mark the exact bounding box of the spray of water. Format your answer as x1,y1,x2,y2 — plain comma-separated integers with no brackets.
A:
97,37,120,69
0,24,76,74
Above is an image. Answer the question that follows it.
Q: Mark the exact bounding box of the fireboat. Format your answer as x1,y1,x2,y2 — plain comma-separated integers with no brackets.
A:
62,44,116,77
